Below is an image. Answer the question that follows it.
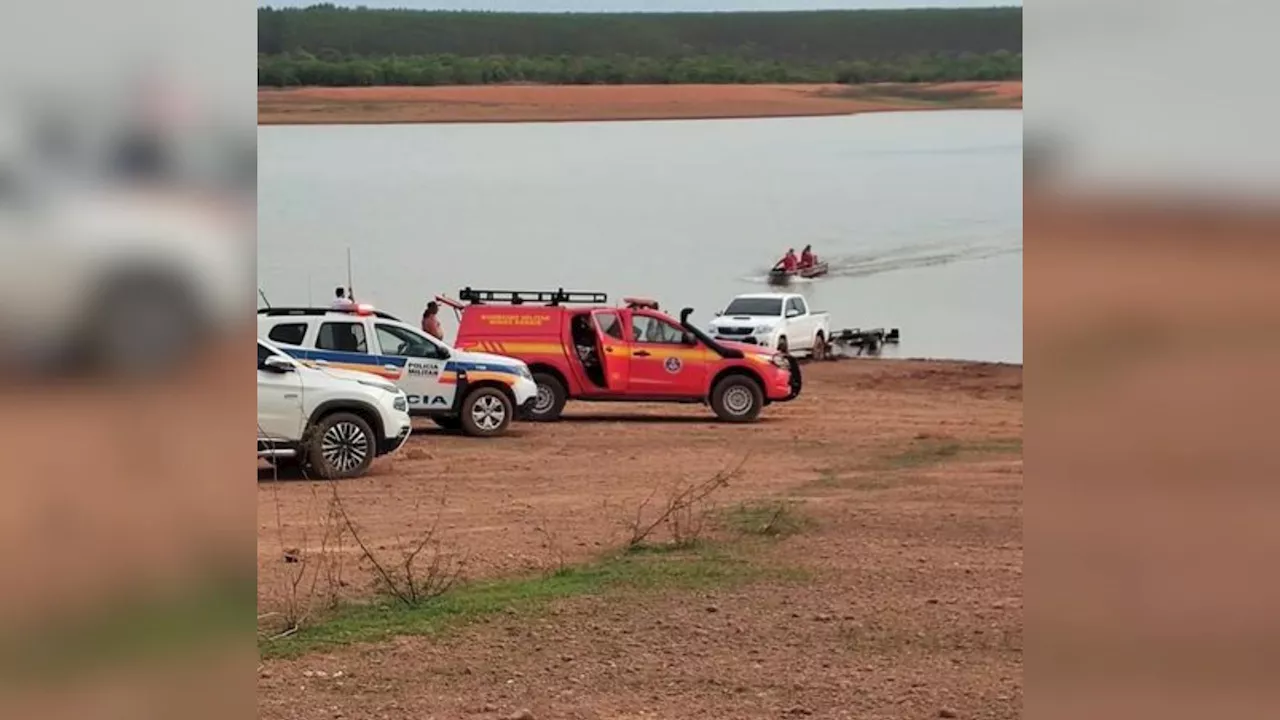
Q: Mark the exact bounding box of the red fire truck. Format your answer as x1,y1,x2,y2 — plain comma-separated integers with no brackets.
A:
447,288,801,423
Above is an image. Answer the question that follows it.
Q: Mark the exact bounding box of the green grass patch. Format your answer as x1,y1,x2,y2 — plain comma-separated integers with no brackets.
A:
723,500,814,538
260,544,760,660
889,440,964,467
844,475,900,491
812,469,844,488
831,84,1017,107
624,539,709,555
801,437,1022,491
3,569,253,683
969,438,1023,454
884,437,1021,469
805,471,930,492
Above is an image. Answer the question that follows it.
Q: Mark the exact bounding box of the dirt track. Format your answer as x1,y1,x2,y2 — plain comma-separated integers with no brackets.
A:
258,82,1022,125
258,358,1022,719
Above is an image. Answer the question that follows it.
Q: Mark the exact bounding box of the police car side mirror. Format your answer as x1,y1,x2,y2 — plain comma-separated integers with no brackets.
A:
262,356,294,373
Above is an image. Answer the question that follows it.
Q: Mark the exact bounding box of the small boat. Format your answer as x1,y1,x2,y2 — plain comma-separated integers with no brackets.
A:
768,261,829,284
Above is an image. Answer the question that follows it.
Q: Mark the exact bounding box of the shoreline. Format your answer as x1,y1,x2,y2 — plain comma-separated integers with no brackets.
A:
258,81,1021,125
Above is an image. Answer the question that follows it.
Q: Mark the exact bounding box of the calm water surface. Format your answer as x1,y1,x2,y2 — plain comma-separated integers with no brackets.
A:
259,110,1022,362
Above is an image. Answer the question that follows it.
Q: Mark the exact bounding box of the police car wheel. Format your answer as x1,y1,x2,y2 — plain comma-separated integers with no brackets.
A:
431,415,462,431
306,412,375,479
529,373,567,422
711,375,764,423
460,388,512,437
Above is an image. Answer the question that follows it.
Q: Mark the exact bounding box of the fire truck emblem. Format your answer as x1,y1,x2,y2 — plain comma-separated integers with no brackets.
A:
664,356,682,374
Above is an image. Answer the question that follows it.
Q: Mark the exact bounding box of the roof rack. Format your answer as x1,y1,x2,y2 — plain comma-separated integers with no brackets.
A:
256,307,404,321
457,287,607,306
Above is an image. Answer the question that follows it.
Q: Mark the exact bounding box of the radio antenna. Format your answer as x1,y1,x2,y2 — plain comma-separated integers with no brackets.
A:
346,247,354,301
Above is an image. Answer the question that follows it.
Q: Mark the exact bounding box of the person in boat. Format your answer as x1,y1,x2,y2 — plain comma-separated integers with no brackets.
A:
421,301,444,340
799,245,818,269
774,248,799,273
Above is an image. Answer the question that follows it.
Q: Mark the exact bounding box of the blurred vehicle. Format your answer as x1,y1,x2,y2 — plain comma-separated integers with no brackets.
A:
258,337,411,480
257,304,538,438
0,104,252,376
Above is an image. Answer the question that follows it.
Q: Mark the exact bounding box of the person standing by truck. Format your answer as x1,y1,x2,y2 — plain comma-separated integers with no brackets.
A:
421,301,444,340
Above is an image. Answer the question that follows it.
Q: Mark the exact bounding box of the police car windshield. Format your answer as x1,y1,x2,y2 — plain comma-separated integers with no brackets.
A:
724,298,783,316
376,323,448,359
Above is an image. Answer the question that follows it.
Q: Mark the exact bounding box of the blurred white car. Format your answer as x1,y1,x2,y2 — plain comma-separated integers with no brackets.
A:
0,110,252,376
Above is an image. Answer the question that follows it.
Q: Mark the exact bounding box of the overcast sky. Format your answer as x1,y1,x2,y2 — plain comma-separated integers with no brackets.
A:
259,1,1021,10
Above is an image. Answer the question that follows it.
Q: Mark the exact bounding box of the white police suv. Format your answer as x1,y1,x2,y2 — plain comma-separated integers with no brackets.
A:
257,305,538,437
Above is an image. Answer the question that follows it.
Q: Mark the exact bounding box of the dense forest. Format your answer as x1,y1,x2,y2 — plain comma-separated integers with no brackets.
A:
258,5,1023,87
259,51,1020,87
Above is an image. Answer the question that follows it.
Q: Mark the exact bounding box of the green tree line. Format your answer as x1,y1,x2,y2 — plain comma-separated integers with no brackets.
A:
259,50,1021,87
259,6,1022,63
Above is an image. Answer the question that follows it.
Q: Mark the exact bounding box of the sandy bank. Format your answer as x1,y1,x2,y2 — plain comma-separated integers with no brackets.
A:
258,81,1022,125
257,356,1022,718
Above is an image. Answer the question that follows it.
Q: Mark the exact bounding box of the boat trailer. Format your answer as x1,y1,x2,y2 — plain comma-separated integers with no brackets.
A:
825,327,901,358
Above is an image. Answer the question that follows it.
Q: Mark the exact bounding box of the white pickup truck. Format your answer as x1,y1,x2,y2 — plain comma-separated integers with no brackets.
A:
708,293,831,358
258,338,412,479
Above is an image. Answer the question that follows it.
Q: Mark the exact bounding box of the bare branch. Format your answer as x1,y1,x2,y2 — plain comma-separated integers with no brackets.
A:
330,482,410,605
625,454,747,549
329,480,464,608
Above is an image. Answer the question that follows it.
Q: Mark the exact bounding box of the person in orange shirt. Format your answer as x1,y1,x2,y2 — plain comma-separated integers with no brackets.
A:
421,301,443,340
775,248,798,272
799,244,817,269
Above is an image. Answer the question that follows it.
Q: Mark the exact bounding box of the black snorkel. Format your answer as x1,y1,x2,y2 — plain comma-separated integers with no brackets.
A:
680,307,744,360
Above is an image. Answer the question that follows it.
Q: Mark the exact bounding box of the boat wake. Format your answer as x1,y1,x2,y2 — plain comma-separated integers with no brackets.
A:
742,241,1020,283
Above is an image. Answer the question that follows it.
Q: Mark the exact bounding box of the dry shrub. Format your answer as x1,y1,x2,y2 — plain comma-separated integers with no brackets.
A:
624,456,746,550
261,455,348,639
332,488,467,607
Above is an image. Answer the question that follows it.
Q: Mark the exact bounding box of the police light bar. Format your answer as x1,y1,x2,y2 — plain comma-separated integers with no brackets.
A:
354,303,376,315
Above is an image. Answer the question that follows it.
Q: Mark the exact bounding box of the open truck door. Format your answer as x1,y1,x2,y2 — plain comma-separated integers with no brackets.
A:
591,309,630,392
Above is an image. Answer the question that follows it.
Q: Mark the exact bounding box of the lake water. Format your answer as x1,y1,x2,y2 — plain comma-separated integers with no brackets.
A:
259,110,1022,363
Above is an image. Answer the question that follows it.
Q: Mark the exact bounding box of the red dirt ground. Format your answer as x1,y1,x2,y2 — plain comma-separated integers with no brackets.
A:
258,358,1023,719
258,82,1023,125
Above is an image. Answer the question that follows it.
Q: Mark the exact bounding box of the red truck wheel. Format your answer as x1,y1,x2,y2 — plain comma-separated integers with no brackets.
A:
711,375,764,422
529,373,567,422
